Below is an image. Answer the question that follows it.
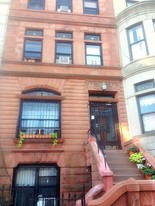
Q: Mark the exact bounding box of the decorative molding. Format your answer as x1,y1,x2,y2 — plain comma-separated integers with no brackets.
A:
116,1,155,28
87,81,120,91
123,55,155,79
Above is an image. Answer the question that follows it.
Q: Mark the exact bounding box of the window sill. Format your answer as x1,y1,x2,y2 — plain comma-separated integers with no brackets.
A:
14,138,64,144
13,138,64,153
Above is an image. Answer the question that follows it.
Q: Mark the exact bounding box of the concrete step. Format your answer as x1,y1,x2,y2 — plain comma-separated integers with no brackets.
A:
105,150,144,183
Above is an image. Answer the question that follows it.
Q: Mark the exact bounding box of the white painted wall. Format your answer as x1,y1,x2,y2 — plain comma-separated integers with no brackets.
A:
0,0,10,64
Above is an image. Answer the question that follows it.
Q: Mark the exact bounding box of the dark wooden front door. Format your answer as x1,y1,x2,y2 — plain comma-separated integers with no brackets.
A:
90,102,121,149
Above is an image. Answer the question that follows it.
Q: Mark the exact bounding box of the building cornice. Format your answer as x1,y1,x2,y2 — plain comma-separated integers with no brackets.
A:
116,1,155,27
0,61,122,81
9,9,116,28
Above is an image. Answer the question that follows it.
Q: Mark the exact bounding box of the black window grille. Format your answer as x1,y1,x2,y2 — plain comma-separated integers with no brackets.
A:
17,89,61,137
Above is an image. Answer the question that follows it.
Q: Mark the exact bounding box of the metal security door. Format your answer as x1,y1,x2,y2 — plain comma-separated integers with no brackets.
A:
13,165,60,206
90,102,121,149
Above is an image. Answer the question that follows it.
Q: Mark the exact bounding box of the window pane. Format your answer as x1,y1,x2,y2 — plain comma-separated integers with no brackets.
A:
129,25,144,44
56,32,72,39
126,0,139,7
16,168,35,187
28,0,44,9
84,1,97,8
25,40,42,52
84,0,98,14
131,41,147,60
56,43,71,54
85,34,100,41
20,98,60,135
135,81,154,92
56,0,72,10
26,30,43,37
86,56,101,65
139,94,155,114
142,113,155,132
86,45,100,55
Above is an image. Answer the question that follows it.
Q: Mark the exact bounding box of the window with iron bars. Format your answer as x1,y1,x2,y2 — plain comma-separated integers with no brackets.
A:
17,89,61,137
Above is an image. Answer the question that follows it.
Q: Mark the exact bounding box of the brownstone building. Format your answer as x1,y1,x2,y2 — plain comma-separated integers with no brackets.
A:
0,0,129,204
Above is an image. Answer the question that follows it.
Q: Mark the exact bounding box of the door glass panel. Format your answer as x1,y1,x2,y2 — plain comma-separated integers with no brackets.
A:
15,168,35,186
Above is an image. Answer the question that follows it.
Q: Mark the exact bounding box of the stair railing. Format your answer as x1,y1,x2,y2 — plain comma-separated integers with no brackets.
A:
88,127,107,168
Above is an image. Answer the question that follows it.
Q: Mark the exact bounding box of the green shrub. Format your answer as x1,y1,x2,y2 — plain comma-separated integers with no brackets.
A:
129,152,145,164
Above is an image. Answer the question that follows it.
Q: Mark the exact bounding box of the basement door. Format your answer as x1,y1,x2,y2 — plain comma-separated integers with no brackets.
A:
90,102,121,149
13,165,60,206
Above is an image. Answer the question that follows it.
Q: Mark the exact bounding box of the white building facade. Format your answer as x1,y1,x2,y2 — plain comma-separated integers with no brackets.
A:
0,0,10,64
113,0,155,148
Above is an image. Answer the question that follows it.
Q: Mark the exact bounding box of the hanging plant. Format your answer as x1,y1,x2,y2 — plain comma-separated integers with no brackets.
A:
17,131,25,149
51,132,58,145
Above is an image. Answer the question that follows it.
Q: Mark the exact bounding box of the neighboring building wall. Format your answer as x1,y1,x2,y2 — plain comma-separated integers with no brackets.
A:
113,1,155,139
0,0,10,64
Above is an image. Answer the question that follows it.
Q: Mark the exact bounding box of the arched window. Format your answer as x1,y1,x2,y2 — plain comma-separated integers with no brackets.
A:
17,89,61,137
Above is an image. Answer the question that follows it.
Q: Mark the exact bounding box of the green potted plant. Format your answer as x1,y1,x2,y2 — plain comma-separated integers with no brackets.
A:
127,145,139,155
151,175,155,180
129,152,145,168
141,164,155,179
17,130,25,149
51,132,58,145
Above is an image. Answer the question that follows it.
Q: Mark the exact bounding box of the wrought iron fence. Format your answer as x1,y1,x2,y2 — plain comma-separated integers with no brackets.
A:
0,185,85,206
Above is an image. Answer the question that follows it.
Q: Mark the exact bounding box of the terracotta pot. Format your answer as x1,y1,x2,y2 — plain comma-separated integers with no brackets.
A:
128,151,135,155
144,174,152,180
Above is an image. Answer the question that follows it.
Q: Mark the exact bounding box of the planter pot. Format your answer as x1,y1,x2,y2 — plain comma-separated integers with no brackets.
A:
128,151,135,156
144,174,152,180
136,164,144,169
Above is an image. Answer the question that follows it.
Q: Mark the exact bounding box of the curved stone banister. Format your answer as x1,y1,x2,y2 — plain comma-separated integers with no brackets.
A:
88,178,155,206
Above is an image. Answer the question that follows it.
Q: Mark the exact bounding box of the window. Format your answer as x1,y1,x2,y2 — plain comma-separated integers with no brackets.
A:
126,0,139,7
85,34,102,65
153,21,155,31
18,89,61,137
13,165,60,206
128,24,148,60
56,32,72,39
23,29,43,62
28,0,45,10
135,80,154,92
55,32,73,64
56,0,72,12
83,0,99,15
138,94,155,132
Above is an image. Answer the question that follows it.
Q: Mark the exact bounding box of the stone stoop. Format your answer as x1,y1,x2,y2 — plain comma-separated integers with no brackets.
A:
105,150,144,184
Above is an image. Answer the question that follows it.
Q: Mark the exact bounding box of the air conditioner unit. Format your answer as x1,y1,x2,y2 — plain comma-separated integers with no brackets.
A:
58,5,71,12
58,56,70,64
